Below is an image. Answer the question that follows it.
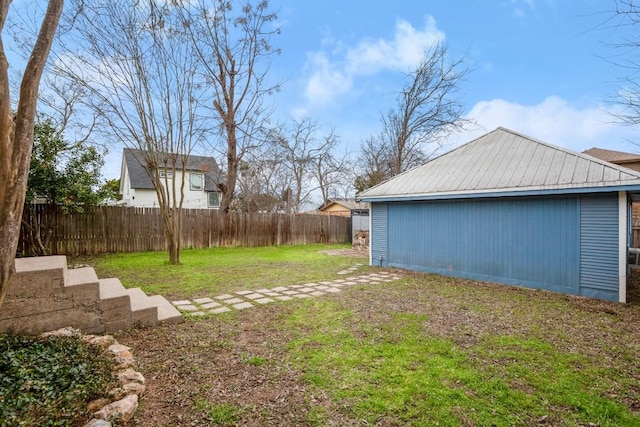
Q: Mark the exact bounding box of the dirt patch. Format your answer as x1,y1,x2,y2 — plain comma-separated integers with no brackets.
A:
318,247,368,258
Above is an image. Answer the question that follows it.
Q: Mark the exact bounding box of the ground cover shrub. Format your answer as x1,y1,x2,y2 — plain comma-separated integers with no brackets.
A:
0,334,114,427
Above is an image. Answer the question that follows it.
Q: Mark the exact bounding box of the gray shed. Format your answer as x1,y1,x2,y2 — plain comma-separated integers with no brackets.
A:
358,127,640,302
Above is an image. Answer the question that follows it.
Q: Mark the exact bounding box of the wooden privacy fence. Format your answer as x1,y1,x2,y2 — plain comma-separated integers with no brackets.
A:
18,205,352,256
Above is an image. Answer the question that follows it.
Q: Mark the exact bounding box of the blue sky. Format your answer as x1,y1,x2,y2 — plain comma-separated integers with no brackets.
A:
260,1,639,155
93,1,640,178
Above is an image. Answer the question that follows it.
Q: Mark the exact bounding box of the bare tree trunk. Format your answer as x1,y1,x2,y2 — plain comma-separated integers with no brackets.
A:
0,0,63,309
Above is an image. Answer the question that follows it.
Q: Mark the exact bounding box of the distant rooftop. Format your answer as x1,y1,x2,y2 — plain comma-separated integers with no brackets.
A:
583,147,640,164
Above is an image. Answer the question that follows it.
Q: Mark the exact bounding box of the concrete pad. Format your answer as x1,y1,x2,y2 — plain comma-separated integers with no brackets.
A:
254,298,274,304
193,297,214,304
275,296,293,301
224,298,244,304
210,307,231,314
201,301,222,309
310,291,325,296
293,294,311,299
236,290,253,295
177,304,200,312
244,293,265,300
215,294,234,300
233,302,254,310
272,287,289,292
172,300,191,306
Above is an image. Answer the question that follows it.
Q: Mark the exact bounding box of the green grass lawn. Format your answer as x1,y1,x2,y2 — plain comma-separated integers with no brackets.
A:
63,245,640,425
85,243,367,298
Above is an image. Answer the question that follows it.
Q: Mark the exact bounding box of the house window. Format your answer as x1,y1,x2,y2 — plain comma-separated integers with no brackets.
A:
190,173,203,191
159,170,173,179
208,192,220,208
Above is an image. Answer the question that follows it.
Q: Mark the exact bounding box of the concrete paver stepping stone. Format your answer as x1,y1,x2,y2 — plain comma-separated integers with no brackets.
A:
190,311,206,316
293,294,311,298
233,302,254,310
282,290,299,295
201,301,222,309
319,281,333,285
215,294,234,300
272,286,289,292
310,291,325,296
193,297,214,304
289,285,304,289
236,290,253,295
324,288,342,293
275,295,294,301
342,281,357,285
177,304,200,312
172,300,191,306
315,285,330,290
337,271,349,275
245,293,266,300
210,307,231,314
254,288,271,293
264,292,281,297
224,297,245,304
254,298,274,304
297,287,314,293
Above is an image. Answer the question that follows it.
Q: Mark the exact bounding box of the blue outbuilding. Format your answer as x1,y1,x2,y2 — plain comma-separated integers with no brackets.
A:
358,127,640,302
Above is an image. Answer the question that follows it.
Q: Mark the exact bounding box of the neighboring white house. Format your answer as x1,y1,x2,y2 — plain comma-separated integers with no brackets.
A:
119,148,223,209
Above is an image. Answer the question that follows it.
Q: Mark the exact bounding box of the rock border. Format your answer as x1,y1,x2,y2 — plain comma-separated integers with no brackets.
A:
41,327,145,426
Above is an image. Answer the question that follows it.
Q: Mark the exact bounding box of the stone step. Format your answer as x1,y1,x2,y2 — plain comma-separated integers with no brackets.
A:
64,267,100,301
126,288,159,327
146,295,183,324
99,278,133,333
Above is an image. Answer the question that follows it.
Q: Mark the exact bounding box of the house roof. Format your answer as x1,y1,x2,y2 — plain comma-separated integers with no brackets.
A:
122,148,223,191
358,127,640,202
582,147,640,165
319,198,368,211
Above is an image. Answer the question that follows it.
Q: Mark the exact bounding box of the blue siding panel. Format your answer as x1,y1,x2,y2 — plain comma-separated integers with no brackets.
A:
579,194,619,301
385,196,580,294
371,203,388,267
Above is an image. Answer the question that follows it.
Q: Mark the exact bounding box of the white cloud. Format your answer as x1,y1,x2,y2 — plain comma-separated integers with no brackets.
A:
445,96,640,154
303,15,445,107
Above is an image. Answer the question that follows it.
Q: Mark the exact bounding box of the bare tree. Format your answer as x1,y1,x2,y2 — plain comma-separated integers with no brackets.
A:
312,133,351,206
0,0,63,308
607,1,640,127
354,135,392,193
55,1,207,264
267,118,342,212
358,41,470,191
181,0,281,213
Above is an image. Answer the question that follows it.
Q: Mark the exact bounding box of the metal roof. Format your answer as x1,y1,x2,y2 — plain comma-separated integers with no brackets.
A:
358,127,640,201
122,148,223,191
